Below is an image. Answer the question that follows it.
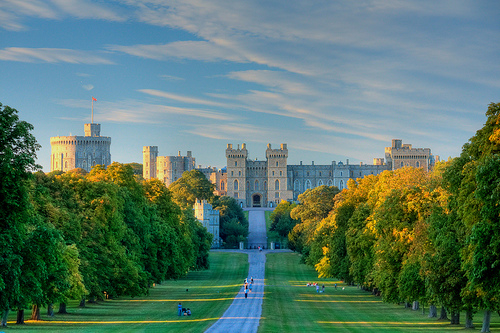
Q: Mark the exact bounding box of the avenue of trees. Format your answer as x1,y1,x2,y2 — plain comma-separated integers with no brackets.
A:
286,102,500,332
0,103,216,326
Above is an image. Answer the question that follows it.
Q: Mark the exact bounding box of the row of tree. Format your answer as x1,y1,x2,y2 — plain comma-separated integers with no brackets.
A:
0,103,218,326
285,103,500,332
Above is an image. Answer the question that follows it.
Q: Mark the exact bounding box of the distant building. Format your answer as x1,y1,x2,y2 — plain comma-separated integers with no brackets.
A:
143,148,196,187
385,139,437,172
194,199,220,248
142,139,436,208
50,123,111,172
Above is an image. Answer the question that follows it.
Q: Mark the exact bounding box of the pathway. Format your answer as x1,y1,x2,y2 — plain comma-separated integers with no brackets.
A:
204,208,268,333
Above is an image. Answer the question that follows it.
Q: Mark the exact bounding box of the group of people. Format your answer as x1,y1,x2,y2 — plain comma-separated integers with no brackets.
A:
307,282,326,293
243,277,254,299
177,303,191,316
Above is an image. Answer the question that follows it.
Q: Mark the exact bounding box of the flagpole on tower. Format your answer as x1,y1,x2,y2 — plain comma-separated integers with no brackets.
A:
91,97,97,123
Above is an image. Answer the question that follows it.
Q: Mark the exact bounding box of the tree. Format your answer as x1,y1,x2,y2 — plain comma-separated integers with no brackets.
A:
169,170,214,209
211,196,248,246
269,201,298,239
288,185,340,260
446,103,500,332
0,103,40,326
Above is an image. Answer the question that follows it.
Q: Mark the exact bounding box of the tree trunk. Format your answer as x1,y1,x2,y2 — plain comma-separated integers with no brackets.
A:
438,306,448,320
429,305,437,318
1,309,9,327
465,310,474,329
404,302,411,309
58,302,68,314
30,304,41,321
47,303,54,317
481,310,491,333
450,310,460,325
412,301,419,311
16,309,25,324
79,297,86,308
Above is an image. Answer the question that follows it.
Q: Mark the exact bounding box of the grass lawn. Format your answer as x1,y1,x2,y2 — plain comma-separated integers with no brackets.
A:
5,252,248,332
260,252,500,332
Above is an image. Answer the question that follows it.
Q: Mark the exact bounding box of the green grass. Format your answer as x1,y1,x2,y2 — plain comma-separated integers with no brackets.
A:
260,252,500,332
5,252,248,332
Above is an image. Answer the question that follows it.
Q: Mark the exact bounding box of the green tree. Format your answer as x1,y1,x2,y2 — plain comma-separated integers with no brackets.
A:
288,185,340,260
269,200,298,239
446,103,500,332
211,196,248,246
0,103,40,326
169,170,215,209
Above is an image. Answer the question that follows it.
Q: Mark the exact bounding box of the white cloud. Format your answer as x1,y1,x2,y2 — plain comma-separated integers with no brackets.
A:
0,47,114,64
82,84,94,91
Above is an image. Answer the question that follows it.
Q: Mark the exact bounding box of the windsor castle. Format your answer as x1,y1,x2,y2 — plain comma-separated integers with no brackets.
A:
50,121,437,209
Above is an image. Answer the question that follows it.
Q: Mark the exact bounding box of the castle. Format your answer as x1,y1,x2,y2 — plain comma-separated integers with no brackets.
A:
50,123,111,172
143,139,438,208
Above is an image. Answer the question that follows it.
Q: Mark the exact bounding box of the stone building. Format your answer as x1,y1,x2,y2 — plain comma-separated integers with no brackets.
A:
385,139,437,172
194,199,220,248
142,147,196,187
50,123,111,172
225,143,293,208
142,139,436,208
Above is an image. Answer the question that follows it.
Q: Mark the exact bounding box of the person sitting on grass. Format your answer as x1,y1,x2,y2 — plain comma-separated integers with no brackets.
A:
187,308,191,316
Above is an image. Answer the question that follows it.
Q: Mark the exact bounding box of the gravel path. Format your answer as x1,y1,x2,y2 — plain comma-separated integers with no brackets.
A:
204,209,267,333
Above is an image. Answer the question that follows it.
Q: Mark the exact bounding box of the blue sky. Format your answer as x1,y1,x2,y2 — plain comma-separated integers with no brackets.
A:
1,1,499,172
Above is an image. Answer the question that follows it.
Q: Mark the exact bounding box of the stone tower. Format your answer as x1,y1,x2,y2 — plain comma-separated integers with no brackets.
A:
266,143,289,205
50,123,111,172
143,146,158,180
225,143,248,206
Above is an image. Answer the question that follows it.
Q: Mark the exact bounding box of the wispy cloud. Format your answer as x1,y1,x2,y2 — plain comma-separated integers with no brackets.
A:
82,84,94,91
0,47,114,64
0,0,124,31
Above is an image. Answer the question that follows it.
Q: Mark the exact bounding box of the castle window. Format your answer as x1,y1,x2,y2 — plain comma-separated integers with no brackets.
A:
264,181,267,189
234,180,239,191
272,171,275,176
416,161,420,168
275,192,279,198
327,179,333,186
64,161,68,169
340,180,344,190
235,161,238,166
276,161,278,167
280,171,282,176
305,180,311,190
275,180,280,190
307,171,309,176
318,179,323,186
329,171,332,176
221,181,225,191
234,192,238,198
340,172,343,177
401,162,404,167
319,172,322,177
239,171,241,176
231,171,234,176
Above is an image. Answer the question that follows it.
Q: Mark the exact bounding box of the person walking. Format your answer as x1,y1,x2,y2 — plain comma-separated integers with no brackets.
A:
178,303,182,316
244,288,248,299
316,285,319,293
322,284,325,293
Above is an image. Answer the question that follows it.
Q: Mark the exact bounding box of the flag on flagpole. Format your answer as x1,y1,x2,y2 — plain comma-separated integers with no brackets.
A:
92,97,97,101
